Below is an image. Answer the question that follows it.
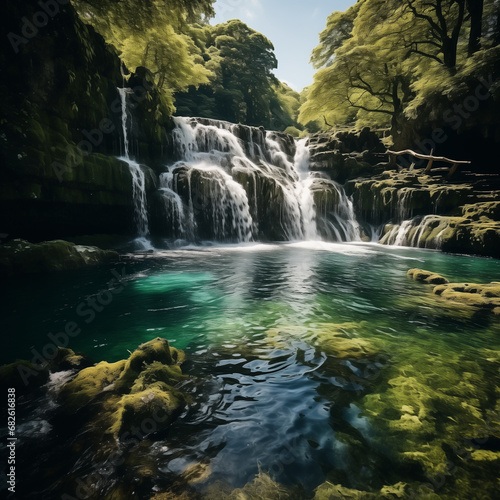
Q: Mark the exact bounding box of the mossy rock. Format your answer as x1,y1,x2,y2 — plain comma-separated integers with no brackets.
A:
203,472,297,500
313,481,415,499
0,239,118,276
109,386,187,439
407,268,449,285
129,361,187,394
114,338,186,393
0,360,49,395
360,343,495,479
58,337,189,446
49,347,88,372
59,359,127,412
461,201,500,221
432,282,500,313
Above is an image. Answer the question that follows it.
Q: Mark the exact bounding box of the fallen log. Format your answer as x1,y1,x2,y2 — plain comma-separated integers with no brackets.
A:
386,149,471,178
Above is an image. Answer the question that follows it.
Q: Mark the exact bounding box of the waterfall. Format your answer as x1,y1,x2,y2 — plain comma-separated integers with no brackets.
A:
160,117,365,243
380,215,451,249
294,139,319,240
118,87,150,240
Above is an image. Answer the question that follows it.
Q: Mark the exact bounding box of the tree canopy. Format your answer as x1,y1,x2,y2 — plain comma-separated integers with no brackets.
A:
71,3,300,129
174,20,302,130
300,0,500,133
72,0,216,113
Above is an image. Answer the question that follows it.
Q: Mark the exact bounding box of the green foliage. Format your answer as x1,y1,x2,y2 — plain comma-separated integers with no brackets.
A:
173,20,301,130
301,0,500,133
72,0,216,114
310,1,364,69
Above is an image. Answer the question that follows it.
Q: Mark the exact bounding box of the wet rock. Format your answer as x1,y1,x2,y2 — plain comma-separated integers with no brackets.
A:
407,268,449,285
308,128,386,183
432,282,500,313
49,347,89,372
408,269,500,314
204,472,299,500
0,360,50,395
58,338,189,439
0,239,118,276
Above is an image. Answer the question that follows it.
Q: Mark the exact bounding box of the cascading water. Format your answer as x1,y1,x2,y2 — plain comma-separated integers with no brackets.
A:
161,117,361,244
380,215,451,249
118,87,150,241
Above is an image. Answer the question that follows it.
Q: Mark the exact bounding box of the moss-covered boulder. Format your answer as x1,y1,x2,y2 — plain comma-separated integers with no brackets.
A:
113,337,186,393
48,347,88,372
0,239,118,276
433,282,500,313
58,338,189,440
407,268,449,284
59,360,127,412
408,269,500,315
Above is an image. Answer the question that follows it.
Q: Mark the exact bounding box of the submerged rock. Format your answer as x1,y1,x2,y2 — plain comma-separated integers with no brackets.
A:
313,481,414,499
433,282,500,313
0,347,88,395
408,268,500,315
0,239,118,276
267,322,380,360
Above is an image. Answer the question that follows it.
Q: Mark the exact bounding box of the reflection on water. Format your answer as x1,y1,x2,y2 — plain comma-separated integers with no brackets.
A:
2,242,500,498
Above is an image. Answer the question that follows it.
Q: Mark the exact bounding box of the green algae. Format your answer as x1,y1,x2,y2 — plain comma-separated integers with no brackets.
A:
58,338,189,442
356,335,500,493
266,322,380,360
59,359,127,411
313,481,416,499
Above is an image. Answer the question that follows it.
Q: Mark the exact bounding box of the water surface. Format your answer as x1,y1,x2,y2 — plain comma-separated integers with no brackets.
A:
2,242,500,498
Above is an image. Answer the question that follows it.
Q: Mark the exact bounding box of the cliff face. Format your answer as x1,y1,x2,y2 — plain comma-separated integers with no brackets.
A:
0,0,170,241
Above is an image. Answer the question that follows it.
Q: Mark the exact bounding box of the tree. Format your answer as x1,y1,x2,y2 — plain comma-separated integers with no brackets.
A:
404,0,468,70
173,20,300,130
310,1,364,68
210,20,278,126
466,0,484,55
300,0,414,131
301,0,500,132
72,0,216,113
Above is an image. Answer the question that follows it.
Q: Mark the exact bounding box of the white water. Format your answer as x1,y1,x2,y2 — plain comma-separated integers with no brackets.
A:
380,215,451,249
118,87,150,240
294,139,319,240
163,117,360,243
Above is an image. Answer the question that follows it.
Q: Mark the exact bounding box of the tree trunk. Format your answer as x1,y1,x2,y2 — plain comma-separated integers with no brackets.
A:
391,77,402,135
466,0,484,56
442,0,466,70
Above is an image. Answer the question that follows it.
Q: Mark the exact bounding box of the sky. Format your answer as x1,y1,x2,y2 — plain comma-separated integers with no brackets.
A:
211,0,357,91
